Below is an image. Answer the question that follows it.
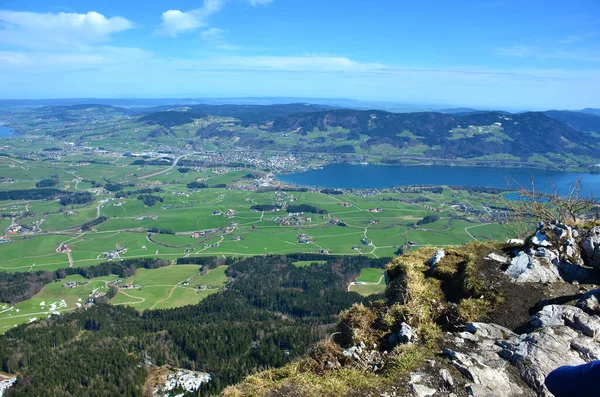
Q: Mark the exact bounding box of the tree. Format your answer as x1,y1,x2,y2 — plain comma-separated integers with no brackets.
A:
506,177,598,225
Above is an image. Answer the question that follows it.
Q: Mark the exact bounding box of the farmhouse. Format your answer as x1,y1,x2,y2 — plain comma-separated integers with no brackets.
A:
62,281,76,288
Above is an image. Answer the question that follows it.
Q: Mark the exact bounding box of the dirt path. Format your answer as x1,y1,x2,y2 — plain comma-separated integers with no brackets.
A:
113,290,145,306
150,285,177,310
347,274,385,291
464,223,493,241
135,152,199,180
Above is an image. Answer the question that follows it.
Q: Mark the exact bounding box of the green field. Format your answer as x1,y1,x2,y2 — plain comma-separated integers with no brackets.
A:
356,268,385,283
349,268,386,296
0,265,229,332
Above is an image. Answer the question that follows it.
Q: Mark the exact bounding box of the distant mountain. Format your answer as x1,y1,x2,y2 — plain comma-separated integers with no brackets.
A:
581,108,600,116
138,103,334,127
544,110,600,134
269,109,600,159
436,108,482,114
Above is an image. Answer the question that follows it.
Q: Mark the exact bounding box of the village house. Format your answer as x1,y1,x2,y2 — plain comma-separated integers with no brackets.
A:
62,281,77,288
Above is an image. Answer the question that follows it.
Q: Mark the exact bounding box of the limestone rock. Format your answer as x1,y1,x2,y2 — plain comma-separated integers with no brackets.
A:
439,368,454,387
581,227,600,269
507,239,525,245
465,322,516,340
442,347,525,397
399,322,416,344
429,250,445,268
504,251,561,283
411,383,437,397
485,253,509,264
576,288,600,315
531,230,552,247
529,304,600,337
497,325,600,394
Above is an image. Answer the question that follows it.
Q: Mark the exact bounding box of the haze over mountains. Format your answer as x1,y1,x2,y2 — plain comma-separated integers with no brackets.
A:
10,101,600,167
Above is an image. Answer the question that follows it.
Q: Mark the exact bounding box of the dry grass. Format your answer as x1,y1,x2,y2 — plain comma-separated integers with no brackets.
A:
457,298,491,323
222,242,509,396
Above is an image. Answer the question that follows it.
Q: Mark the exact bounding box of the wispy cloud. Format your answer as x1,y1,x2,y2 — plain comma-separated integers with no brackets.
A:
498,45,600,62
155,0,272,37
0,10,134,49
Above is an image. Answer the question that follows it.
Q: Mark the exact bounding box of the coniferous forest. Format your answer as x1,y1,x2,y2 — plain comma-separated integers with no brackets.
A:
0,255,389,396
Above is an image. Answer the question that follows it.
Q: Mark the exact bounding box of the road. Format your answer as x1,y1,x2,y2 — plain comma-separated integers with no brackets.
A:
135,152,199,180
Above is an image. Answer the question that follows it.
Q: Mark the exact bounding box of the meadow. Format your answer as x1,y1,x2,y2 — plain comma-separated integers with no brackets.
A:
0,265,229,332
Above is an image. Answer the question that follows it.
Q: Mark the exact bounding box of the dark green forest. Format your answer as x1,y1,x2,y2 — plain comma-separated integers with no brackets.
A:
0,254,389,396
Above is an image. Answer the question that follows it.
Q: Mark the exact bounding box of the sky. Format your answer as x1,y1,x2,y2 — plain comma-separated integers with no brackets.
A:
0,0,598,109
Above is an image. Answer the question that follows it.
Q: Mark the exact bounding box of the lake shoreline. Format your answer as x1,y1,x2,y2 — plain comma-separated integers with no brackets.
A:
276,163,600,195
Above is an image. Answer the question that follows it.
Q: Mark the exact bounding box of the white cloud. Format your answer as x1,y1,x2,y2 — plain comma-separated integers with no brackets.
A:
498,44,600,63
201,27,228,41
0,10,133,49
156,0,225,37
156,0,272,37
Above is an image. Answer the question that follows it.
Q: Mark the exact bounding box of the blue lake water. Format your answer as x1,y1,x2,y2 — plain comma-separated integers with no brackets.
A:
278,164,600,196
0,125,14,138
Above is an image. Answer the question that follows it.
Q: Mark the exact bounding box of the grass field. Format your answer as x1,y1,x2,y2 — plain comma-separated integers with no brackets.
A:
349,268,386,296
0,179,512,272
0,265,229,333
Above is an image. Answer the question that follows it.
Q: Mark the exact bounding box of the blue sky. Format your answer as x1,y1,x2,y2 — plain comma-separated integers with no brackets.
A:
0,0,598,109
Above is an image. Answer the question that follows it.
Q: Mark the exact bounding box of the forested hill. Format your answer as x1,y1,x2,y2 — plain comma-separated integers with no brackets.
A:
138,103,333,126
544,110,600,134
0,254,389,397
133,105,600,160
269,109,600,158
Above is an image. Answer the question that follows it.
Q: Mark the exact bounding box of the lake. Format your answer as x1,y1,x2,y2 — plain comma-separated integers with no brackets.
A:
0,125,14,138
278,164,600,195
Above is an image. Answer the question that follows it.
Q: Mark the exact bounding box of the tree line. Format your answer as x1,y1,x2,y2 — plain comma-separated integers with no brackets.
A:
0,254,390,396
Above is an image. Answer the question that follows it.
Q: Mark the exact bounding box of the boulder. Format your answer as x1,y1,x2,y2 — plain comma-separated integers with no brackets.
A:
442,347,525,397
529,304,600,337
504,252,561,283
485,253,509,264
439,368,454,387
465,323,516,340
410,383,437,397
497,325,600,394
398,322,416,344
429,250,445,268
581,227,600,269
507,239,525,246
576,288,600,314
531,230,553,248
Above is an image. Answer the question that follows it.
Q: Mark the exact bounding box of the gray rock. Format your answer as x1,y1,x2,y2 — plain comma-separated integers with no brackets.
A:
507,239,525,245
581,227,600,269
465,323,516,340
576,288,600,314
443,348,524,397
485,253,509,264
429,249,445,268
399,322,416,344
497,325,600,394
531,230,553,247
439,368,454,387
411,383,437,397
504,251,561,283
529,304,600,337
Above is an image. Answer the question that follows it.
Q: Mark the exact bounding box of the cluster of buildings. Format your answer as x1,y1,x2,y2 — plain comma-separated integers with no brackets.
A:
104,247,127,260
274,214,312,227
56,244,72,253
297,234,313,244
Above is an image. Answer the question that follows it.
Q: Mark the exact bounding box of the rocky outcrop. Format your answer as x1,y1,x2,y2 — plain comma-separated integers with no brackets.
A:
505,251,561,283
576,288,600,314
504,223,598,284
441,305,600,397
581,226,600,269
